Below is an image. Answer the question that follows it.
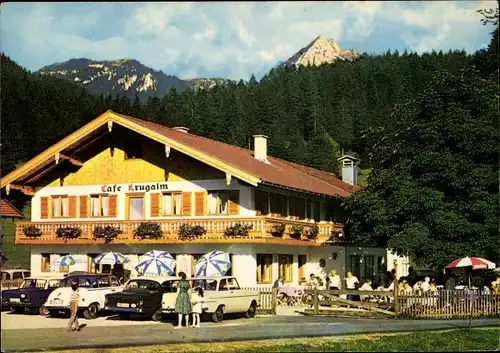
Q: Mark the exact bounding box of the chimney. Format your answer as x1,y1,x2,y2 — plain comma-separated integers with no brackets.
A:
337,155,359,185
253,135,270,164
172,127,189,133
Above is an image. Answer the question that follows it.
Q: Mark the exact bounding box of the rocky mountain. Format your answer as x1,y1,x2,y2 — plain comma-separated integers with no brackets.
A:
280,35,359,69
37,58,192,99
185,78,235,91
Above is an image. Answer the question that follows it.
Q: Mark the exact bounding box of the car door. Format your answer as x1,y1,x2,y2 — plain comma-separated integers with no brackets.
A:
95,276,119,307
218,279,235,313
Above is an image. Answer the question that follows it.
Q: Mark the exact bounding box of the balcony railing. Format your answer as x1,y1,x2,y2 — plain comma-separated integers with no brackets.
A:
15,216,342,245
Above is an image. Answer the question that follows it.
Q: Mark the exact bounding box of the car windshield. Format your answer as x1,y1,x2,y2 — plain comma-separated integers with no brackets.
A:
125,280,160,291
189,279,218,291
20,279,47,289
60,277,100,288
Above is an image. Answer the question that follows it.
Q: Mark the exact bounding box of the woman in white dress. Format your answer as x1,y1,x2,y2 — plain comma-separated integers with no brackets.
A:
191,287,204,328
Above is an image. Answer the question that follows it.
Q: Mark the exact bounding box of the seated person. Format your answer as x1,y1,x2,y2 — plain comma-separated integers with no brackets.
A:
359,279,374,301
307,273,319,288
273,276,285,289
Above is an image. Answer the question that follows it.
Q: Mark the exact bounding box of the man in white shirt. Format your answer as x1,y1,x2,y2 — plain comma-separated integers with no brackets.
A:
345,272,360,301
359,279,374,301
420,277,431,292
329,270,341,291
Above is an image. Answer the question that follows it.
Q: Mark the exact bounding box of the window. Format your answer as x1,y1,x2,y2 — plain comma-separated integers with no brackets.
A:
110,277,121,286
254,190,269,215
314,200,321,221
350,255,361,279
1,272,11,280
41,254,51,272
298,255,307,282
278,254,293,282
48,279,60,288
58,253,69,273
377,256,386,274
23,271,30,278
13,272,23,280
256,254,273,284
124,139,143,159
51,195,69,217
161,192,182,215
207,191,229,215
90,194,109,217
219,278,240,291
87,253,100,273
128,195,145,220
289,197,306,219
305,199,312,219
364,256,375,282
98,276,110,286
270,193,287,217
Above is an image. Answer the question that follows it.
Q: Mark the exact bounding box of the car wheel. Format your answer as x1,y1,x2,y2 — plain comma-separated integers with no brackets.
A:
11,307,25,314
48,310,62,318
151,309,163,322
83,303,99,320
118,312,131,320
212,306,224,323
245,302,257,318
39,306,49,316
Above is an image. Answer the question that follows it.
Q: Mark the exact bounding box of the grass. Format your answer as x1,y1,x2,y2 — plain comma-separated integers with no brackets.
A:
1,203,31,269
51,328,500,353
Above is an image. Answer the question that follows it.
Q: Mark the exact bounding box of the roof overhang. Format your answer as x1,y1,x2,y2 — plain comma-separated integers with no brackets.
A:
0,111,261,194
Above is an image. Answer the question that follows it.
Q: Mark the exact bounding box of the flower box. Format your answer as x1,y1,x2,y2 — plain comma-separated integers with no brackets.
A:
224,223,253,237
134,222,163,240
93,226,122,243
23,225,42,238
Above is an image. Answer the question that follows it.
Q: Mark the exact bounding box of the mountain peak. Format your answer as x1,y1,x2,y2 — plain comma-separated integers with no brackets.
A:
280,35,359,69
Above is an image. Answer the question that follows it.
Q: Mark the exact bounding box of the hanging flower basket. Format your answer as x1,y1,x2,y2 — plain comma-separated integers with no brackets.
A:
93,226,122,243
306,224,319,239
134,222,163,240
271,223,286,237
290,225,304,239
56,226,82,240
23,225,42,238
224,223,253,237
178,223,207,241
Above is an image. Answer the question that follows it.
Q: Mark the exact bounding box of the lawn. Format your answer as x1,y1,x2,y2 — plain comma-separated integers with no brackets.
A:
54,328,500,353
1,202,31,269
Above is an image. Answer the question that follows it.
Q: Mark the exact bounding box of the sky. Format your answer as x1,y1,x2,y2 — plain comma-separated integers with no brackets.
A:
0,1,498,80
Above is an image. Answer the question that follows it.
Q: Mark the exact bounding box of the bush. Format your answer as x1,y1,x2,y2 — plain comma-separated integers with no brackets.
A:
93,226,122,243
23,225,42,237
178,223,207,241
56,226,82,239
134,222,163,240
224,223,253,237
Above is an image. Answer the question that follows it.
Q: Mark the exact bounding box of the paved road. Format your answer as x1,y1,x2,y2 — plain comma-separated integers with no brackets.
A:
2,314,499,352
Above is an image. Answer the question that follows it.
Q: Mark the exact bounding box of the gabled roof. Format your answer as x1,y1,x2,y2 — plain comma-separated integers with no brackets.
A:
0,199,23,218
0,110,357,198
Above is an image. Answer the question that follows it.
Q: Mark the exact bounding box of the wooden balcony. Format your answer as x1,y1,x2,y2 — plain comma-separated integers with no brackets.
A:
15,217,342,246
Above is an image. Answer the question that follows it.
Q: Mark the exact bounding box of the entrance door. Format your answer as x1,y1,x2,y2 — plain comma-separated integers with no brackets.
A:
128,196,145,220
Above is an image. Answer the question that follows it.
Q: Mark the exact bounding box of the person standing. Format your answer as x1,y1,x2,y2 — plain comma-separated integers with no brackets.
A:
174,272,192,329
66,282,80,332
329,270,342,291
191,287,204,328
345,272,360,301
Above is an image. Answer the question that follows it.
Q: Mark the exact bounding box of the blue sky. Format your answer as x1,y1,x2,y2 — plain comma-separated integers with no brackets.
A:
0,1,497,80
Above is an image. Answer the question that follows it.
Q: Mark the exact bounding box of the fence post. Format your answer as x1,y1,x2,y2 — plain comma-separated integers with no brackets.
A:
313,287,319,315
271,288,277,315
393,279,399,316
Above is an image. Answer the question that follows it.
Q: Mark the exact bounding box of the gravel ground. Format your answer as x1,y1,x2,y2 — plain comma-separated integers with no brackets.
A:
1,311,163,330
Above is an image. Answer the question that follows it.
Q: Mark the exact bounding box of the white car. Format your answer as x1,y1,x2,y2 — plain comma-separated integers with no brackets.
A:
43,274,124,319
161,276,259,322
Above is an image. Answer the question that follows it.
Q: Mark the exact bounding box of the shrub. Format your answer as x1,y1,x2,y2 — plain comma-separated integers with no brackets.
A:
178,223,207,241
23,225,42,237
134,222,163,240
93,226,122,243
224,223,253,237
55,226,82,239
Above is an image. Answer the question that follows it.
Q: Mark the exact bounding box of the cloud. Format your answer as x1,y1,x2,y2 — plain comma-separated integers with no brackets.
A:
0,2,497,80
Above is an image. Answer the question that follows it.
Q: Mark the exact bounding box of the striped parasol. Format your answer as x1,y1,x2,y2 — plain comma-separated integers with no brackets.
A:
135,250,176,276
194,250,231,277
445,256,496,270
92,252,129,265
51,255,85,269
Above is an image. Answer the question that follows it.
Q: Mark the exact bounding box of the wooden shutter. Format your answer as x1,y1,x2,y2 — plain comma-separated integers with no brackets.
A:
182,192,192,216
150,193,160,217
40,197,49,219
228,190,240,215
108,195,117,217
195,192,205,216
68,196,77,218
79,196,88,218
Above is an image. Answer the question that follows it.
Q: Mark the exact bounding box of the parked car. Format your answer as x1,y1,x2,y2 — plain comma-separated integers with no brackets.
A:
1,269,31,288
1,275,64,314
104,276,178,321
43,274,123,319
161,276,259,322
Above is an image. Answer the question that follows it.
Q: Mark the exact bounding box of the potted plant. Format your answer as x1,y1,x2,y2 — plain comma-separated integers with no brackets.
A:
224,223,253,237
93,226,122,243
306,224,319,239
290,225,303,239
178,222,207,241
271,223,286,237
134,222,163,240
23,225,42,238
56,226,82,240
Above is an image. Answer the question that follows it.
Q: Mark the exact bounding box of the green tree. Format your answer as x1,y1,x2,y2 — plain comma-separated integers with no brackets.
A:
343,68,499,269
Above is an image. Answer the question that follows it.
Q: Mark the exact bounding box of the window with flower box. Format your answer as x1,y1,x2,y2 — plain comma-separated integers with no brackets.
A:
90,194,109,217
161,192,182,216
51,195,69,218
207,191,229,215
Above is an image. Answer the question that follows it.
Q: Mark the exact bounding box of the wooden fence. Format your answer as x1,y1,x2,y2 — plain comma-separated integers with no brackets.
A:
303,287,500,319
242,287,277,315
